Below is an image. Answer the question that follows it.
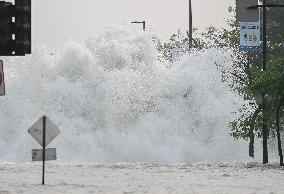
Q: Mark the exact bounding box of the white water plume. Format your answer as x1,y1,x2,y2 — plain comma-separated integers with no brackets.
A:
0,26,254,163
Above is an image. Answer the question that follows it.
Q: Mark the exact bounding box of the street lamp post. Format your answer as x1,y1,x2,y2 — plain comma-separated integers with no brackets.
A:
131,21,146,31
187,0,193,51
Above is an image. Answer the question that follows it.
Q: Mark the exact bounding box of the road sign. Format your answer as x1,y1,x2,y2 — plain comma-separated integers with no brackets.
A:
0,60,5,96
28,115,61,185
32,148,57,161
240,22,260,52
28,116,61,147
236,0,259,22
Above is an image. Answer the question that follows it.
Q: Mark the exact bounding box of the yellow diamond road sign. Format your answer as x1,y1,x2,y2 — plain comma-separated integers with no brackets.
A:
28,116,61,147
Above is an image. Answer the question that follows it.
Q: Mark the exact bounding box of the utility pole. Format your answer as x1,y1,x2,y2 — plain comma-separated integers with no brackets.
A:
262,0,268,165
187,0,193,51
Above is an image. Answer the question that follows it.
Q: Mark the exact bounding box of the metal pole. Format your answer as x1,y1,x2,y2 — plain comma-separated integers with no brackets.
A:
0,60,5,96
262,0,268,164
42,116,46,185
131,21,146,31
188,0,193,51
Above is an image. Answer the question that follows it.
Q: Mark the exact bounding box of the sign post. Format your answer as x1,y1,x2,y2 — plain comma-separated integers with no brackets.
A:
42,116,46,185
28,115,61,185
0,60,5,96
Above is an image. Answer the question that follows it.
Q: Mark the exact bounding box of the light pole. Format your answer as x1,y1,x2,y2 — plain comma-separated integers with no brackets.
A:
131,21,146,31
187,0,193,51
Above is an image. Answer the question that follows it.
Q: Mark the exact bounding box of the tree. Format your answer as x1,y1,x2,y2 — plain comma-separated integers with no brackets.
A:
155,3,284,164
206,4,284,164
249,57,284,165
154,29,205,63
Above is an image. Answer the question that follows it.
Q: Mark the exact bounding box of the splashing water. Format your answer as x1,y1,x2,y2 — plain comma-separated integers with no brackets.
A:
0,26,254,163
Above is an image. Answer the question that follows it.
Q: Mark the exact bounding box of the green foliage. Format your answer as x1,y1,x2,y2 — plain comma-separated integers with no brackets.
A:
155,29,206,63
155,1,284,161
209,5,284,141
230,108,262,140
155,30,189,62
231,57,284,140
266,0,284,58
249,57,284,98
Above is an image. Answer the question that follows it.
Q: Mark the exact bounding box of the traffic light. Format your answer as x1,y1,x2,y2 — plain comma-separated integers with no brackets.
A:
0,0,31,56
0,1,16,56
15,0,31,55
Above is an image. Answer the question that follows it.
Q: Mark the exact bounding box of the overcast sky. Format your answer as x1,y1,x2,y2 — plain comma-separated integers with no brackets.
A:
29,0,235,51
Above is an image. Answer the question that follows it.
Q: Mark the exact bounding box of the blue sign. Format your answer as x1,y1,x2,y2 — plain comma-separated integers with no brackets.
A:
240,46,260,52
240,22,260,52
